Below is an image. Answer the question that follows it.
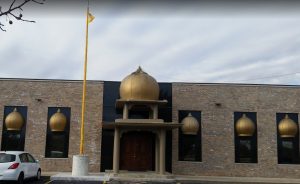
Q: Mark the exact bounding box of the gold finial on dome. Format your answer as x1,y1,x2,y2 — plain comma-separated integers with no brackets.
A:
235,114,255,137
181,113,199,135
135,66,144,74
120,66,160,101
5,108,24,131
49,108,67,132
278,114,298,138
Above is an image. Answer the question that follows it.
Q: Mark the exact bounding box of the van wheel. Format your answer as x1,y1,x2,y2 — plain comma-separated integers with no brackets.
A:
36,169,41,180
17,172,24,184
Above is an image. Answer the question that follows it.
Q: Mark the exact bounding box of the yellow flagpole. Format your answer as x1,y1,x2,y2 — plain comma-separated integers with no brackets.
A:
80,1,90,155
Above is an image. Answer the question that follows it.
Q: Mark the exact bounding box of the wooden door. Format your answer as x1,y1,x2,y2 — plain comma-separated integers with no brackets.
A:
120,131,153,171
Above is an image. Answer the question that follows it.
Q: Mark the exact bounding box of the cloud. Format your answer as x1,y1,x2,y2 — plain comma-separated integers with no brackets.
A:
1,1,300,85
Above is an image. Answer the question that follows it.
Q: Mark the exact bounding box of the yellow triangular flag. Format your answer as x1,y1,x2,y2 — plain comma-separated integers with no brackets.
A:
88,12,95,23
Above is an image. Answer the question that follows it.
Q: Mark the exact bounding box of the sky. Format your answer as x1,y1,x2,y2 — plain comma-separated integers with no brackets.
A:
1,0,300,84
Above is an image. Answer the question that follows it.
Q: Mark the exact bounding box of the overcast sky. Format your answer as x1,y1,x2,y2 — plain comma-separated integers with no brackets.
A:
1,0,300,84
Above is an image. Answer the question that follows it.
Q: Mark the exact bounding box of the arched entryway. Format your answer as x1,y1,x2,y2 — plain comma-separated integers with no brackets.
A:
120,131,155,171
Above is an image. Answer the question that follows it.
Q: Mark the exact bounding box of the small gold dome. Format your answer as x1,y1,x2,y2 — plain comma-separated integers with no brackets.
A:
5,108,24,131
181,113,199,135
278,114,298,138
49,109,67,132
235,114,255,137
120,66,159,101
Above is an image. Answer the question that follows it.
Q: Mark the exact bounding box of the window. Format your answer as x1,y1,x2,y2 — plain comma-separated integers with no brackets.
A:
277,113,299,164
45,107,71,158
178,110,201,162
26,154,36,163
0,153,16,163
1,106,27,151
19,153,28,163
234,112,257,163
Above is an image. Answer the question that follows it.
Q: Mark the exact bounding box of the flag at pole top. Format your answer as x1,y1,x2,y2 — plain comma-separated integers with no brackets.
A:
88,12,95,23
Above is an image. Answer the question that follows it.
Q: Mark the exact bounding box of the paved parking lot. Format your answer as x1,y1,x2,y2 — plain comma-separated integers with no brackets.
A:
24,176,50,184
0,175,51,184
50,182,103,184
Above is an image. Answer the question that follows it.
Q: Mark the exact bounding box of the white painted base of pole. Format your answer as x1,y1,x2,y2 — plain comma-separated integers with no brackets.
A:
72,155,89,176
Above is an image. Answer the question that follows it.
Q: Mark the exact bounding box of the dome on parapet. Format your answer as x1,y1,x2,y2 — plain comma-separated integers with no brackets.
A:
235,114,255,137
181,113,199,135
278,114,298,138
49,109,67,132
120,66,159,101
5,108,24,131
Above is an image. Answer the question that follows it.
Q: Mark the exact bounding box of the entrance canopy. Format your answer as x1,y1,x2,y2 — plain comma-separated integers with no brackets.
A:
103,119,181,130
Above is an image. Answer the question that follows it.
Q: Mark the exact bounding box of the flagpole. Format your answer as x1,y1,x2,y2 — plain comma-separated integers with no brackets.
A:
80,0,90,155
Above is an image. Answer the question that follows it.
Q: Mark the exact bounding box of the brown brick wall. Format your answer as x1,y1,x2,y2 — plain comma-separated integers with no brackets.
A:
2,79,300,177
172,83,300,178
0,79,103,172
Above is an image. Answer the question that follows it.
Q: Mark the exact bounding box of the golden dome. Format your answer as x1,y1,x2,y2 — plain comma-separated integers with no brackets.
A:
120,66,159,101
278,114,298,138
181,113,199,135
235,114,255,137
5,108,24,131
49,109,67,132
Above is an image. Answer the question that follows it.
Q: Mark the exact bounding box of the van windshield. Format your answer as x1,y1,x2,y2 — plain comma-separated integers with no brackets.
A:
0,153,16,163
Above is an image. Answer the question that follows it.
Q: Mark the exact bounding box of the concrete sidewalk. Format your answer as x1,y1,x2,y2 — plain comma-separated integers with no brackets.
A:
175,175,300,184
50,172,109,182
42,172,60,177
49,172,300,184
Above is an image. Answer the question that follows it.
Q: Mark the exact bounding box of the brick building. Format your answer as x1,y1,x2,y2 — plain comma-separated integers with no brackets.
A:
1,67,300,178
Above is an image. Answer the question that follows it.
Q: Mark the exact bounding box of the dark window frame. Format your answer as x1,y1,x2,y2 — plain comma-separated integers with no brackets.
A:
277,113,299,164
45,107,71,158
234,112,258,163
1,106,27,151
178,110,202,162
